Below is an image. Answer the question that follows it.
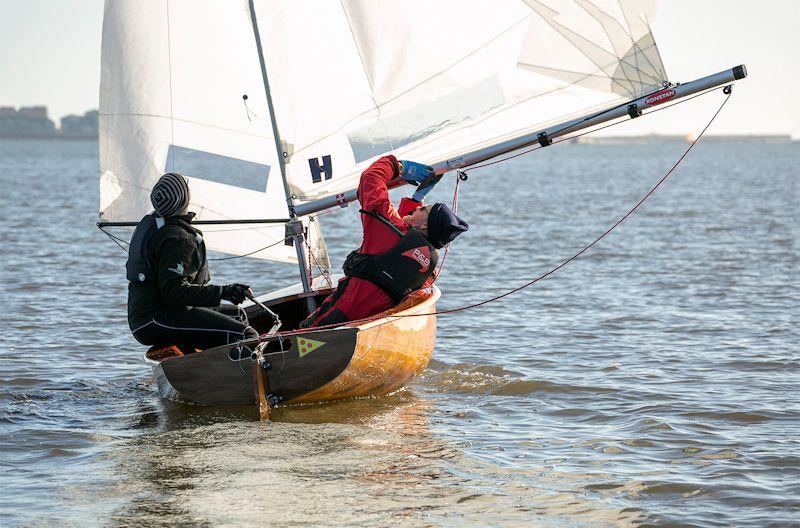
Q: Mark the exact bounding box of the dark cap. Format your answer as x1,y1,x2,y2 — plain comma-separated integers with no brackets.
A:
426,203,468,249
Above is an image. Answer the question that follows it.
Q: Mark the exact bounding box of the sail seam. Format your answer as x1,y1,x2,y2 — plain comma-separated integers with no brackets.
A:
542,17,633,98
518,59,659,86
641,10,667,83
584,0,638,95
99,113,273,140
286,13,533,156
578,0,640,96
616,0,645,92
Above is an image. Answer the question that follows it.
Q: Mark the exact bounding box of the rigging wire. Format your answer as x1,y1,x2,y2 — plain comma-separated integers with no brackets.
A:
99,227,130,251
209,237,291,261
306,239,332,285
99,223,292,262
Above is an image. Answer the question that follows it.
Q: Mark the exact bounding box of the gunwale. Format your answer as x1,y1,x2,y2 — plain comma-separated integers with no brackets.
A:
144,283,440,407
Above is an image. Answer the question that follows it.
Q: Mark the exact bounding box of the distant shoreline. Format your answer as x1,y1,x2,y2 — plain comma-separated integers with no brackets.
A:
0,136,98,141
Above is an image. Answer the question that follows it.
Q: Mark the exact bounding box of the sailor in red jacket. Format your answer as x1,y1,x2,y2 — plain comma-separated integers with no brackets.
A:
300,155,468,328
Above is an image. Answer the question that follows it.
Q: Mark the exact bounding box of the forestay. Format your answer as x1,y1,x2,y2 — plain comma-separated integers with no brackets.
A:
99,0,666,263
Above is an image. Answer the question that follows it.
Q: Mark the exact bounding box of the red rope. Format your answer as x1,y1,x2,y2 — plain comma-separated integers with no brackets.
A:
432,172,462,282
253,90,733,341
433,90,732,316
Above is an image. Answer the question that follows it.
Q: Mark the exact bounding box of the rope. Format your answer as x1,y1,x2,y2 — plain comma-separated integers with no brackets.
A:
105,84,733,348
209,237,290,261
255,88,733,340
431,90,732,316
432,171,462,281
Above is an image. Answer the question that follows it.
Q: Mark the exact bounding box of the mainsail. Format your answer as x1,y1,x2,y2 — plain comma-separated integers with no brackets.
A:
251,0,666,203
99,0,667,267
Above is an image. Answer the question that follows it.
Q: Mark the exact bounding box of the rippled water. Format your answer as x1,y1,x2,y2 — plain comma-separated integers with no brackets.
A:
1,137,798,527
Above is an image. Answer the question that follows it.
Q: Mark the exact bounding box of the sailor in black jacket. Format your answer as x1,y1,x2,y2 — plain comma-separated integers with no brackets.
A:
127,172,258,352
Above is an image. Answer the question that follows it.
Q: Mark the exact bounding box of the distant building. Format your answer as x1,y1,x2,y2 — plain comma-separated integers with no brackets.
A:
60,110,99,139
0,106,56,139
0,106,99,139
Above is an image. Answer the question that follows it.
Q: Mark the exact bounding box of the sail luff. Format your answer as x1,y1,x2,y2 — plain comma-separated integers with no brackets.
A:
293,65,747,218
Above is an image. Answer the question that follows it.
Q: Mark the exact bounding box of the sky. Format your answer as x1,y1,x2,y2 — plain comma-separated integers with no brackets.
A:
0,0,797,136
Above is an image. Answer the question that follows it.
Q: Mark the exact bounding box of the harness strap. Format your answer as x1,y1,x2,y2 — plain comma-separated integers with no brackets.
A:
359,209,404,238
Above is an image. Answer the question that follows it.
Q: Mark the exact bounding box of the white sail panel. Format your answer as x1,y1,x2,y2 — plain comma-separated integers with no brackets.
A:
100,0,297,262
251,0,667,203
518,0,666,98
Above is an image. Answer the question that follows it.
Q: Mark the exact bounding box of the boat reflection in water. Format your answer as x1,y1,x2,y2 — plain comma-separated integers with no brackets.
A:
108,391,644,526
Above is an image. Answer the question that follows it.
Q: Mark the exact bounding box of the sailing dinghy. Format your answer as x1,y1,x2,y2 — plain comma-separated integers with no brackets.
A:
98,0,746,415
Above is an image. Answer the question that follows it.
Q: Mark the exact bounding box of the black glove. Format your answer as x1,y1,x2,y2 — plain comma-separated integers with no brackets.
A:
221,283,252,305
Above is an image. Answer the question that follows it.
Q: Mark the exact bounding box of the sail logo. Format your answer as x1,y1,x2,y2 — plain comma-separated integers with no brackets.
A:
645,89,676,106
401,246,431,272
309,155,333,183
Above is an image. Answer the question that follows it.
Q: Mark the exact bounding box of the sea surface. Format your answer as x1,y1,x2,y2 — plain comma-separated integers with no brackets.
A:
1,137,797,527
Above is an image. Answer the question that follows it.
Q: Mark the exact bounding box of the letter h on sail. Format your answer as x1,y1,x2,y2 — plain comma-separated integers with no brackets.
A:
308,155,333,183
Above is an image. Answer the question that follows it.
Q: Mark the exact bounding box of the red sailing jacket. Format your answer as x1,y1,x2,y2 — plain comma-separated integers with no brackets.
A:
304,155,431,326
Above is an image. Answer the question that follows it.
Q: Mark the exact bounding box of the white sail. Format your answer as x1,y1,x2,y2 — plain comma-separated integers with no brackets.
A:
250,0,667,203
100,0,666,262
99,0,326,263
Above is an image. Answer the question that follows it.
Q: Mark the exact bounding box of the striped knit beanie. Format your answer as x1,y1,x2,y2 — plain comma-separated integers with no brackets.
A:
150,172,190,218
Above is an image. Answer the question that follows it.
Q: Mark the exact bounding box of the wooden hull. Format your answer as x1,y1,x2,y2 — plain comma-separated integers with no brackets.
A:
146,283,439,407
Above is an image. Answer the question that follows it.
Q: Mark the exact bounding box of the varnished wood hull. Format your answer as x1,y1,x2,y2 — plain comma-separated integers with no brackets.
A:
146,284,439,407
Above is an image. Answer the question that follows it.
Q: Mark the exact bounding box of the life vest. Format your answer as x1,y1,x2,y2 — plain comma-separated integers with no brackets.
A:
342,209,438,303
126,213,210,285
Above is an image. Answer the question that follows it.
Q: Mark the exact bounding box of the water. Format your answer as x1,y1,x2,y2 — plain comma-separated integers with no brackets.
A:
1,138,797,527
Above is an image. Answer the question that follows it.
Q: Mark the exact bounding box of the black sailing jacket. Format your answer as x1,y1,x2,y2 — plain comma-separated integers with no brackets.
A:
127,214,220,330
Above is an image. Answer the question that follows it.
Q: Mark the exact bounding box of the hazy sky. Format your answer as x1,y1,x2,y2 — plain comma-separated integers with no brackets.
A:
0,0,797,136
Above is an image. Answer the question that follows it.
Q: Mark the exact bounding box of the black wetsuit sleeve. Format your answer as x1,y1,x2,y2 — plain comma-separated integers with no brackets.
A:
153,232,221,307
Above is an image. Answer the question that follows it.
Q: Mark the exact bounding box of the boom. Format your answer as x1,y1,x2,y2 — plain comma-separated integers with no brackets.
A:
294,65,747,218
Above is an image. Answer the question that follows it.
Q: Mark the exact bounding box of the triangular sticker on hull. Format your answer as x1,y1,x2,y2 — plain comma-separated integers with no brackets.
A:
297,337,326,358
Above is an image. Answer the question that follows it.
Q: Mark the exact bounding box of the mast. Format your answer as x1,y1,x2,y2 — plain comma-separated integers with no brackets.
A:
294,65,747,218
247,0,317,312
